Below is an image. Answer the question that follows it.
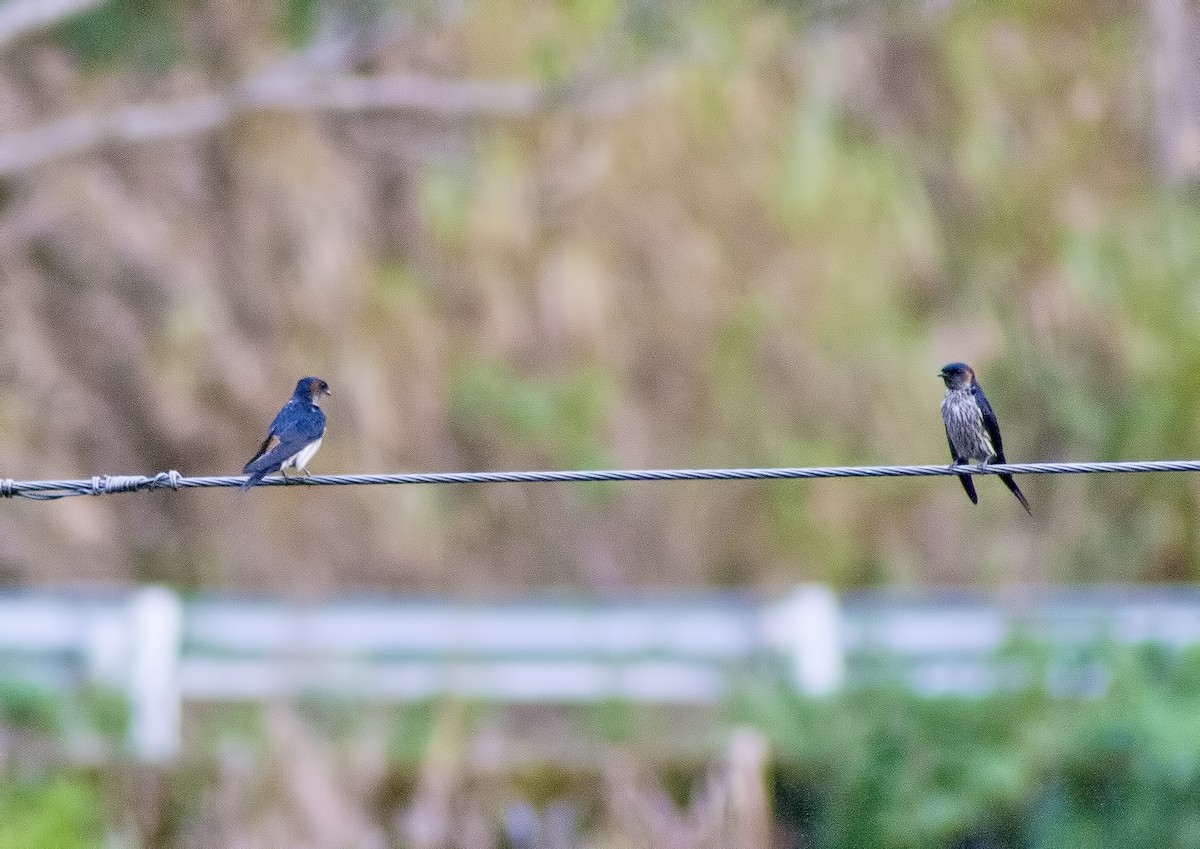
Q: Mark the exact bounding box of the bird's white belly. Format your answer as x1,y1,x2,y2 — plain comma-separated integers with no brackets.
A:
284,437,323,471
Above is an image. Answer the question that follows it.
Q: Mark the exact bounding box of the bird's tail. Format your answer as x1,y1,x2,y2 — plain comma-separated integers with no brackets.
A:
956,472,978,505
240,469,267,491
999,473,1032,515
242,451,282,490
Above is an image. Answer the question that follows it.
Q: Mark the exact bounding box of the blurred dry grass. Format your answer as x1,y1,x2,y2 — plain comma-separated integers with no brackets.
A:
0,0,1194,590
164,704,769,849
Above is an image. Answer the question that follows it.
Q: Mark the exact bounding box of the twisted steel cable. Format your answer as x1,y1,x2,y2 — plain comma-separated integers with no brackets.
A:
0,459,1195,500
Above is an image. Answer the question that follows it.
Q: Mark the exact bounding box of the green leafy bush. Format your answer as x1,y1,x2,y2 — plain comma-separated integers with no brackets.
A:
744,644,1200,848
0,775,105,849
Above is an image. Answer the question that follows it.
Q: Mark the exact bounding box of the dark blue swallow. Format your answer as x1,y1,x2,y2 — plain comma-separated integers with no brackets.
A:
242,377,331,490
938,362,1030,514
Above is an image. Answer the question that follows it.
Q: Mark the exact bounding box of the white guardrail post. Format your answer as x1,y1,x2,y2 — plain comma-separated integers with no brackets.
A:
761,584,843,695
126,586,183,762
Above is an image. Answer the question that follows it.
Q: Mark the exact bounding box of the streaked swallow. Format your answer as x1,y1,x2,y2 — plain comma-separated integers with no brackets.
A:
938,362,1031,514
242,376,330,490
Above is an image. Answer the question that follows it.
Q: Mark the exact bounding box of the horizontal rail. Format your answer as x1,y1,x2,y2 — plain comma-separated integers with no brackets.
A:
8,586,1200,758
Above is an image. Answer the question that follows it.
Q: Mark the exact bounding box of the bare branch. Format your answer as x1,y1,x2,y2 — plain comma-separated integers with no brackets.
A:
0,67,670,177
0,94,232,175
240,71,542,116
0,0,106,50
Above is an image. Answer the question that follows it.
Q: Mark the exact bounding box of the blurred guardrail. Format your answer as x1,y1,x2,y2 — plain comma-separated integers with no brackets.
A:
3,584,1200,761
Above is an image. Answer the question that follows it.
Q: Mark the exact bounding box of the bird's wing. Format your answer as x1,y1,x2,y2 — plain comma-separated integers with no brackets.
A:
246,432,280,469
244,401,294,470
972,383,1006,462
280,404,326,443
945,427,978,503
243,402,325,474
243,436,311,476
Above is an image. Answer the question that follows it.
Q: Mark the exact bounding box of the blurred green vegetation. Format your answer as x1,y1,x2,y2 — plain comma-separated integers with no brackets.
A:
14,644,1200,847
744,643,1200,848
0,775,105,849
0,684,123,849
450,355,619,506
0,681,127,743
58,0,182,69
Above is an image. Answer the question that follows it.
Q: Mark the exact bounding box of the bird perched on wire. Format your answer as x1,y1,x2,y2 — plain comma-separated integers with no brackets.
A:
242,376,331,490
938,362,1031,515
